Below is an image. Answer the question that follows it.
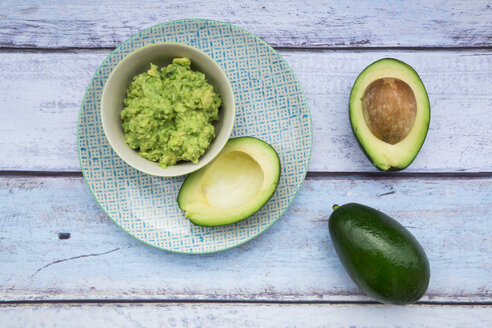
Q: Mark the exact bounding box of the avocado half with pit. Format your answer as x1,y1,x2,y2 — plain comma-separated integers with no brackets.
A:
178,137,281,226
349,58,430,171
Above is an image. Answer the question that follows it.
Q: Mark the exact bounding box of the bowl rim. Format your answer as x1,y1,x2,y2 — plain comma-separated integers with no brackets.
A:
100,41,236,177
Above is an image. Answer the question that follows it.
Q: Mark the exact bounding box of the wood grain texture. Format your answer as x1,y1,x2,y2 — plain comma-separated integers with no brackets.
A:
0,1,491,49
1,303,492,328
0,50,491,172
1,176,490,302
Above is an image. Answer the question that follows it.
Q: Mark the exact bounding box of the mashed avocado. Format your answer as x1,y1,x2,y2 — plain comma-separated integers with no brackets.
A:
121,57,221,168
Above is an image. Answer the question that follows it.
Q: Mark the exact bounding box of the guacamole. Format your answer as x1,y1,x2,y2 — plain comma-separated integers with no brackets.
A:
121,57,221,168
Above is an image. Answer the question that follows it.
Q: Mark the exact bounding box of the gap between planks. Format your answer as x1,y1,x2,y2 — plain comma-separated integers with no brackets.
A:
0,171,491,179
1,299,492,306
1,46,492,54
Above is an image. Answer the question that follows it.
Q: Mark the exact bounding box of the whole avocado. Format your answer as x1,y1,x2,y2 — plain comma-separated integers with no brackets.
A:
329,203,430,305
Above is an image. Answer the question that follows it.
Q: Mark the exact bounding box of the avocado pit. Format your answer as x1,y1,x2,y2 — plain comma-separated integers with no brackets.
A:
362,78,417,144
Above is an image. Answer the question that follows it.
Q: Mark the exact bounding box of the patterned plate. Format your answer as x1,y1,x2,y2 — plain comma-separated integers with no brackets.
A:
77,19,312,254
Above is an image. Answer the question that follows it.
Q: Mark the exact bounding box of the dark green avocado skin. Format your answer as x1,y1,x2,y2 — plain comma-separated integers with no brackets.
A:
329,203,430,305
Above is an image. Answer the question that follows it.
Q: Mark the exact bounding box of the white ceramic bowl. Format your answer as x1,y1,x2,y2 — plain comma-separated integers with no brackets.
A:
101,42,235,177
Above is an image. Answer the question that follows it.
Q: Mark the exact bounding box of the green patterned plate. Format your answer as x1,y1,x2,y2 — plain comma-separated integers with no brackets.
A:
77,19,312,254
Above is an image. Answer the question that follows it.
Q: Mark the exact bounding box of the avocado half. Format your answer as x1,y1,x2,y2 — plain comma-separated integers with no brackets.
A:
349,58,430,171
177,137,281,226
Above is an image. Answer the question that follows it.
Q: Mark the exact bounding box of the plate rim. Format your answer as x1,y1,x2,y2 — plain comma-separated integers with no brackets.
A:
77,18,313,254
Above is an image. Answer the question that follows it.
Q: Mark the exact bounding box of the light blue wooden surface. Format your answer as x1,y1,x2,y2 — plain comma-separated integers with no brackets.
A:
1,303,492,328
1,176,490,302
0,1,491,326
1,50,491,172
1,1,491,48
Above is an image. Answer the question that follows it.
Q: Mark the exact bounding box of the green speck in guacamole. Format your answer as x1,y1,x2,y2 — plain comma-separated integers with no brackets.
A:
121,57,221,168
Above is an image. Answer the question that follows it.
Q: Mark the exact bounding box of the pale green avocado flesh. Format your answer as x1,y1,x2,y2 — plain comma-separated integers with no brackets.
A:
121,57,221,169
349,58,430,171
177,137,281,226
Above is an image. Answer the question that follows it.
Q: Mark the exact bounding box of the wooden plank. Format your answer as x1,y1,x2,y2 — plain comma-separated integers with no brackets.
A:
0,50,491,172
1,303,491,328
0,1,491,49
0,176,490,302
